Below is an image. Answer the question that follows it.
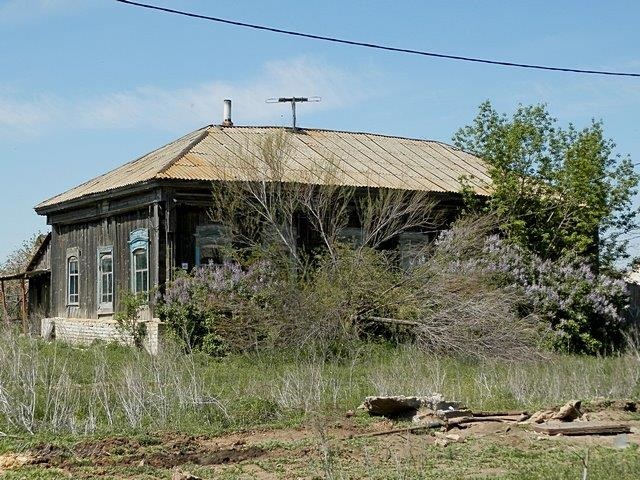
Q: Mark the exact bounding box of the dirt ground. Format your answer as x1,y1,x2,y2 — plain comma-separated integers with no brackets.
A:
1,402,639,479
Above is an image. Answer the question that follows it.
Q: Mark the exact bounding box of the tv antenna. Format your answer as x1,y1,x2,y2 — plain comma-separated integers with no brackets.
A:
266,96,321,130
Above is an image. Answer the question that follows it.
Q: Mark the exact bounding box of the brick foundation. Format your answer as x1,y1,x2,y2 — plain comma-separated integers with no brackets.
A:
41,317,163,354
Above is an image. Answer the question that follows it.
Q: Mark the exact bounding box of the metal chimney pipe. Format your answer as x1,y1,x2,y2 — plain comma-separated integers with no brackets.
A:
222,99,233,126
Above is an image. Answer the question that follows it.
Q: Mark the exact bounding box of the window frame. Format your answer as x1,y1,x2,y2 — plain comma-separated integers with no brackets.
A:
131,248,149,296
66,248,80,306
336,227,363,247
97,246,114,314
398,231,431,269
128,229,150,298
194,224,230,267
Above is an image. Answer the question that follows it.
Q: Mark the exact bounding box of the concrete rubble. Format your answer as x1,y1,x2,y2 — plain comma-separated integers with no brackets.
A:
529,400,582,424
359,395,633,438
361,394,464,418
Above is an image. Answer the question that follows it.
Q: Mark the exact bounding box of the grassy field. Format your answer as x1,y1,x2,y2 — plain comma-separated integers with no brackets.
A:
0,332,638,478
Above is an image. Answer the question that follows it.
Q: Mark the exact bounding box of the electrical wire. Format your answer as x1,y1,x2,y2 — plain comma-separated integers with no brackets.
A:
115,0,640,78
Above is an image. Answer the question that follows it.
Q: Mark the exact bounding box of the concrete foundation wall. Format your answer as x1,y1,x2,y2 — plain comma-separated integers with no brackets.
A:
42,317,162,354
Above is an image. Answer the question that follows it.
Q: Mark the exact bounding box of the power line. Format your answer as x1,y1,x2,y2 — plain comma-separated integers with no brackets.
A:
115,0,640,78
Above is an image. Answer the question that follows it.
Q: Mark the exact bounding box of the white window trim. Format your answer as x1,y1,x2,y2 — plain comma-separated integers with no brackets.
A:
131,248,149,295
66,247,80,307
97,246,114,314
128,229,150,298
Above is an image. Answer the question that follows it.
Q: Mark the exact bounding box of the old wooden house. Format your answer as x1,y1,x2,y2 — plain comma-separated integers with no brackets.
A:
32,103,490,351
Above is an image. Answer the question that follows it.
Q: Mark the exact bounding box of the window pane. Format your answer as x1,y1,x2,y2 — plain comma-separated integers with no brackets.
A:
69,263,78,304
98,251,113,306
101,255,112,273
101,272,112,302
135,250,147,270
135,272,143,293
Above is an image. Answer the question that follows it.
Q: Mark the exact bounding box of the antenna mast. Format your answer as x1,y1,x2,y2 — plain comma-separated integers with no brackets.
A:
266,96,320,130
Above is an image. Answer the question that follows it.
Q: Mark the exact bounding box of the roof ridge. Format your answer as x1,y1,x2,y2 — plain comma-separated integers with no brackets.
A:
213,125,462,149
154,127,211,178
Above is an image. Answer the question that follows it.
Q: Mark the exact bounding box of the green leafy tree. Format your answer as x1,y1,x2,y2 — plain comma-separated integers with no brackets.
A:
1,233,45,323
453,101,639,266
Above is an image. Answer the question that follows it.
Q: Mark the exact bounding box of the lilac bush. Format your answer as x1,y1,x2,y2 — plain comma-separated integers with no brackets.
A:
159,219,628,356
439,232,629,353
158,248,404,358
159,261,277,355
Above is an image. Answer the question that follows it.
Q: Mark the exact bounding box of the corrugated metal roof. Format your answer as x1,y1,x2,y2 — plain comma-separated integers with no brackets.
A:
36,126,491,209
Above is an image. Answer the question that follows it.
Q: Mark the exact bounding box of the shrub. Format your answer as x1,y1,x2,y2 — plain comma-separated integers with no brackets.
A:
159,230,541,360
480,235,628,353
432,218,629,353
159,213,628,357
159,260,281,355
114,291,148,349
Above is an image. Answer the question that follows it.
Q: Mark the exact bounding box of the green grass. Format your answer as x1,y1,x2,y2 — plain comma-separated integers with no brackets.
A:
0,334,639,478
5,435,637,480
0,331,638,437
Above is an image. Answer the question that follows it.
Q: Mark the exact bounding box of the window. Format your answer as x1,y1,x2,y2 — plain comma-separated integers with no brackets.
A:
195,224,230,266
129,229,149,296
337,227,363,247
398,232,431,269
97,246,113,312
132,248,148,294
67,256,79,305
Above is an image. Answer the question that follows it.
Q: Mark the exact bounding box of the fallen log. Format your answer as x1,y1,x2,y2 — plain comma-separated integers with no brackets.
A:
532,422,630,436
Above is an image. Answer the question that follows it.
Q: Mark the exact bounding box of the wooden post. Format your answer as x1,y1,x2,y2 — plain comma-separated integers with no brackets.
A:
20,278,28,335
0,279,8,325
165,191,176,283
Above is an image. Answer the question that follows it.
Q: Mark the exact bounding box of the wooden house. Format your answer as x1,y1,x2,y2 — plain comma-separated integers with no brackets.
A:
32,105,490,351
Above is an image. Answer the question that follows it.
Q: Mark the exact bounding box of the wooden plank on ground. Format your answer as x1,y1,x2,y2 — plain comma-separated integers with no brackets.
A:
448,416,522,427
472,411,529,417
532,422,631,436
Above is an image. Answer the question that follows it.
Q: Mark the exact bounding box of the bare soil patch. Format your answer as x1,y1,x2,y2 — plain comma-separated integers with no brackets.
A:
5,408,639,478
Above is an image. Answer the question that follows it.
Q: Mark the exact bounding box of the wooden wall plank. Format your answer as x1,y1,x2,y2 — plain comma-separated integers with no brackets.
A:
50,207,158,319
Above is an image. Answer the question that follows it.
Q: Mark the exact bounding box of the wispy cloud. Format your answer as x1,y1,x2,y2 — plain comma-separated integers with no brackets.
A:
0,0,95,24
503,73,640,122
0,57,379,138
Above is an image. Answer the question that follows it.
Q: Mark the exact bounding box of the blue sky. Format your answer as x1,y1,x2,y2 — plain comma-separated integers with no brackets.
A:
1,0,640,263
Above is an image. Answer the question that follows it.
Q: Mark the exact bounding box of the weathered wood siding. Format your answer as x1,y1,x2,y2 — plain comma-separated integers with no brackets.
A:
50,208,159,319
28,274,50,324
31,242,51,272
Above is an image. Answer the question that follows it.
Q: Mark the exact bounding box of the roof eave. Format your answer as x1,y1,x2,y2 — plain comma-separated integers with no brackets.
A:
34,179,161,216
